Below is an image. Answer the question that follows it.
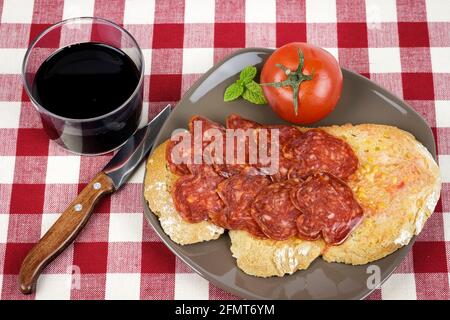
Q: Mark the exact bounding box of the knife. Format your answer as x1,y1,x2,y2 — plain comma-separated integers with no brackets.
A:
19,105,172,294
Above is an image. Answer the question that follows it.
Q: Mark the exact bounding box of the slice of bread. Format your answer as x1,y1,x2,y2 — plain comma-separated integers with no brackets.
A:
144,141,224,245
144,124,441,276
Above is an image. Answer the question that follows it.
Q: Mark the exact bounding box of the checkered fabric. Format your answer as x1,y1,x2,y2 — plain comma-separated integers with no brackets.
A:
0,0,449,300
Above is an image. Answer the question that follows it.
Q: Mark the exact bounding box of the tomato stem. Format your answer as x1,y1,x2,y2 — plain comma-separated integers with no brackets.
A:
261,48,313,116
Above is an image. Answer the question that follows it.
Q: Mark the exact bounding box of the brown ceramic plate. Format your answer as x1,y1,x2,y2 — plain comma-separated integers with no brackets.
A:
142,48,436,300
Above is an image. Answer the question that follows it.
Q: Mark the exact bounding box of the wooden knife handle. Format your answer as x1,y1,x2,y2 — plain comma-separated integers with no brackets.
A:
19,172,114,294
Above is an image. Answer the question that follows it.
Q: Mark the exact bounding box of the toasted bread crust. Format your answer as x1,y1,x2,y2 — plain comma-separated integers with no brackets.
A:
144,124,441,275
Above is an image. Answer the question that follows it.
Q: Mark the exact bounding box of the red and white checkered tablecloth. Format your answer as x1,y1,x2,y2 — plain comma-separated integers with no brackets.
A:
0,0,449,300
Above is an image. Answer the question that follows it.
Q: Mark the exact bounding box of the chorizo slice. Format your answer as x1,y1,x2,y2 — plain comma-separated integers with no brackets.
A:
213,173,271,238
283,129,358,180
251,180,302,240
291,172,363,245
172,165,224,223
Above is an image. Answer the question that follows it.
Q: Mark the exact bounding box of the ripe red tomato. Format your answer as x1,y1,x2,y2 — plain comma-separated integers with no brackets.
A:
260,42,343,124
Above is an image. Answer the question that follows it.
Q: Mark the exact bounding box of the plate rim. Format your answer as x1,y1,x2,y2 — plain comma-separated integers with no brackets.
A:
141,47,437,300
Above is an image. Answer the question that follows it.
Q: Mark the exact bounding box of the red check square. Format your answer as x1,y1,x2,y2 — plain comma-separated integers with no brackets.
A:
93,0,125,24
415,273,450,300
141,242,175,273
433,73,450,100
214,23,245,48
140,274,175,299
437,128,450,155
152,24,184,49
413,241,448,273
149,74,182,102
15,128,49,157
276,0,306,22
398,22,430,47
31,0,64,24
73,242,108,274
10,184,45,214
0,75,22,101
0,24,30,48
396,0,427,22
154,0,185,24
337,23,368,48
215,0,245,23
3,243,34,274
276,23,306,47
336,0,366,22
402,73,435,100
6,214,42,243
0,129,18,156
29,24,60,48
70,274,106,300
13,156,47,184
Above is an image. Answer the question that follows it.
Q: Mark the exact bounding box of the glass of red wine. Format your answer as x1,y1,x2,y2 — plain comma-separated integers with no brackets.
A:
22,17,144,155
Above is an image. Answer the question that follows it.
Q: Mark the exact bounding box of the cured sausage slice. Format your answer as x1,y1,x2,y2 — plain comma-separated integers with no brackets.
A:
270,157,305,182
189,115,225,134
265,125,302,146
213,172,270,238
251,180,302,240
291,172,363,245
167,116,226,176
173,165,224,223
283,129,358,180
226,113,261,129
166,138,191,176
214,114,259,177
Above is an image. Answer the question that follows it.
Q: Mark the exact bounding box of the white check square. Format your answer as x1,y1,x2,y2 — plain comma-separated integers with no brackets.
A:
0,156,15,184
306,0,336,23
62,0,95,20
185,0,215,23
124,0,155,24
0,215,9,243
108,213,143,242
0,102,21,129
182,48,214,74
365,0,397,23
1,0,34,23
175,273,209,300
439,155,450,183
245,0,276,23
426,0,450,22
443,212,450,242
369,48,401,73
323,48,339,62
431,48,450,73
35,274,72,300
45,156,80,184
381,273,417,300
105,273,141,300
435,101,450,127
0,49,27,74
142,49,152,75
41,213,60,237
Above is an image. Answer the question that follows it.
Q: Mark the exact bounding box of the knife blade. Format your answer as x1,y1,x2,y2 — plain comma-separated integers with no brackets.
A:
104,104,172,189
18,104,172,294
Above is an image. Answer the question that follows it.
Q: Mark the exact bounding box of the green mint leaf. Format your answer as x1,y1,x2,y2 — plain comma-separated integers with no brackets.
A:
240,65,257,84
242,81,267,105
224,82,244,102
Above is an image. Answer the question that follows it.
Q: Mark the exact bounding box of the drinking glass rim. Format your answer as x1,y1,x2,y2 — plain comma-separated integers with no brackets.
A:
22,16,145,123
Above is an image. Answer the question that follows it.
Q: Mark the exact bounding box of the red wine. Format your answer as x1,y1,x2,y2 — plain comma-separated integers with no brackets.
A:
33,42,140,119
31,42,143,154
